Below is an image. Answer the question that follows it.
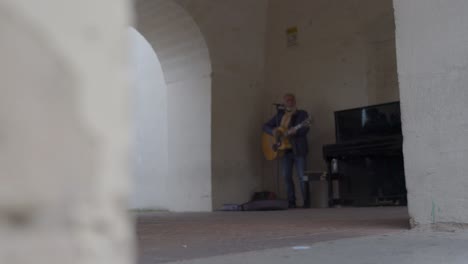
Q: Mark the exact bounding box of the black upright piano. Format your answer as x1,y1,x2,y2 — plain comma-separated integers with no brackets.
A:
323,102,407,206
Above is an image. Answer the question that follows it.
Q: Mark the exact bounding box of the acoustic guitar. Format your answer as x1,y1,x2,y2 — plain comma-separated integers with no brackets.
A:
261,118,311,160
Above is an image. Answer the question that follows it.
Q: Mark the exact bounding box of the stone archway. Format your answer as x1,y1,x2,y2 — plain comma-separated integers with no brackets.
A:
132,0,212,212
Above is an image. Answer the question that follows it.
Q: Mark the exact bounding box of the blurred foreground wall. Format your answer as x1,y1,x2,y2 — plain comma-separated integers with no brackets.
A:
0,1,133,263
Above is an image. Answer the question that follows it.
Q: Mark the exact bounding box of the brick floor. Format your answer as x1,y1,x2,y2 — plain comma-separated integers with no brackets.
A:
136,207,409,263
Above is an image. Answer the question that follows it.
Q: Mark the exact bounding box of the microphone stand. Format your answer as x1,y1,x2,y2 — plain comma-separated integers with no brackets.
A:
273,104,283,197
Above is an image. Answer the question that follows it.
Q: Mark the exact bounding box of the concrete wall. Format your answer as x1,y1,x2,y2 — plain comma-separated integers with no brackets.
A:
0,0,132,263
135,0,212,212
129,27,170,210
176,0,270,209
394,0,468,227
264,0,399,197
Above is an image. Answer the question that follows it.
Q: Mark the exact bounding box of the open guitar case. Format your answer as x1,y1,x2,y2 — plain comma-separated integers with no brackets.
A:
220,191,288,211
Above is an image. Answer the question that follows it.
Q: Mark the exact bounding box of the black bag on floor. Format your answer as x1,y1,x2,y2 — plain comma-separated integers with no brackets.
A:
241,191,287,211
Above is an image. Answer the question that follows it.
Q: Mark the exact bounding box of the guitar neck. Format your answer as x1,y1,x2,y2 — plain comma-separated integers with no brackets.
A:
293,124,302,130
293,118,310,130
294,123,306,130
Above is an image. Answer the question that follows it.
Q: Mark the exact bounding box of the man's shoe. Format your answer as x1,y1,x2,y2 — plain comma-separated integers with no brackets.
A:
288,203,296,209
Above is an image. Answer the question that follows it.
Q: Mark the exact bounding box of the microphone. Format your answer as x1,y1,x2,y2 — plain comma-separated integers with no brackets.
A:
272,103,285,110
272,103,285,107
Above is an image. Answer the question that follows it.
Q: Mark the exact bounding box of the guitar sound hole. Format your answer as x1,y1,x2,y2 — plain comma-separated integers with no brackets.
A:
273,143,280,151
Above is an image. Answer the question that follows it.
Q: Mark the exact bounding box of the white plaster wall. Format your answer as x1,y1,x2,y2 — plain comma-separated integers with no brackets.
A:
177,0,269,209
129,27,169,210
135,0,212,212
394,0,468,226
0,0,132,263
264,0,399,195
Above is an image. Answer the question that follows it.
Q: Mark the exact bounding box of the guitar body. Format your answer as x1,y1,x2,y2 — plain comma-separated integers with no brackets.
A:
275,127,292,150
262,128,292,161
261,117,311,161
261,132,281,161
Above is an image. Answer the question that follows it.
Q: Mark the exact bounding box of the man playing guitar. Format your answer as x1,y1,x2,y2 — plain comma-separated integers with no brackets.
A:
263,93,310,208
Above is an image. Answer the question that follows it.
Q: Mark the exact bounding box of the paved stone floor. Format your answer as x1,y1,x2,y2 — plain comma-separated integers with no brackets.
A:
136,207,410,263
168,231,468,264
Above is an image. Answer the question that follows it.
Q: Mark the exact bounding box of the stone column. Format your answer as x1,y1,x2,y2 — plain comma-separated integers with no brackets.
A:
0,0,133,263
394,0,468,228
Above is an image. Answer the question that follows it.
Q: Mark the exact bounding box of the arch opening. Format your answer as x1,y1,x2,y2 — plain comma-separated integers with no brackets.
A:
130,0,212,212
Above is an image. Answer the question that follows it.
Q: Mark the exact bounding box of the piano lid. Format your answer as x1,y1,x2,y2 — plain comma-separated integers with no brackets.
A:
334,101,402,143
